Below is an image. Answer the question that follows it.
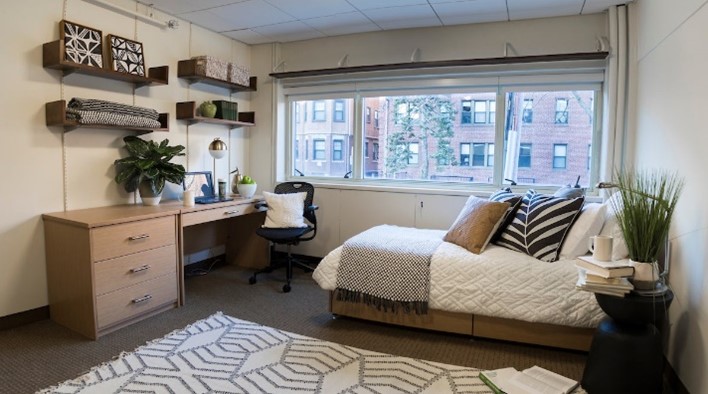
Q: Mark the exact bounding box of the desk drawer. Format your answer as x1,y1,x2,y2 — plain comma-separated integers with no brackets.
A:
91,216,176,262
182,203,258,227
96,272,177,329
94,245,176,296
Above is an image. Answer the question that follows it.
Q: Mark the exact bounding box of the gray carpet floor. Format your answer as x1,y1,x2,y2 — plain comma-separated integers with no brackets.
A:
0,264,590,394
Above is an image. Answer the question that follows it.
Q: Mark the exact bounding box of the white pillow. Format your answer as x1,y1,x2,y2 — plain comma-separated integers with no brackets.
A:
559,203,607,259
262,191,308,228
598,191,630,260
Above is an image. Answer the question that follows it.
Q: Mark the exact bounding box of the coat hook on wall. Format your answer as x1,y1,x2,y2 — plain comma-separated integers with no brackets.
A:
410,48,420,62
503,42,518,57
273,60,286,72
338,54,349,68
597,36,610,52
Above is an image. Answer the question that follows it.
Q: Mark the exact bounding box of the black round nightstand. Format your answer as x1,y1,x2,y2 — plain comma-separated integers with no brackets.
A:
581,290,673,394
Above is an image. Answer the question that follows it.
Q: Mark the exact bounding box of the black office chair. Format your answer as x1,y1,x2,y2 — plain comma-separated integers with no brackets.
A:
249,182,318,293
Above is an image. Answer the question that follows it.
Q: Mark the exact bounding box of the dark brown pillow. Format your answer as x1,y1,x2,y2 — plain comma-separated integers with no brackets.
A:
444,196,510,254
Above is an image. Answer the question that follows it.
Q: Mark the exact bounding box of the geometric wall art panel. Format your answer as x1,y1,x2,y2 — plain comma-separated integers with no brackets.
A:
107,34,145,76
60,20,103,68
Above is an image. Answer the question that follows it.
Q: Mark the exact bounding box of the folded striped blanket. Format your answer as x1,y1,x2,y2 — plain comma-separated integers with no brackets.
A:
334,225,442,314
66,108,161,129
68,98,159,120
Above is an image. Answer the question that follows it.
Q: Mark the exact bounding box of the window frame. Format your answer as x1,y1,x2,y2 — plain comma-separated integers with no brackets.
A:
280,69,605,194
333,99,346,122
553,143,568,169
332,139,344,161
313,138,326,161
313,100,326,122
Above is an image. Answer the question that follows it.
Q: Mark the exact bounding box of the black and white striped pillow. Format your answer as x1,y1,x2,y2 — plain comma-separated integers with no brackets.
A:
489,187,523,241
496,189,585,262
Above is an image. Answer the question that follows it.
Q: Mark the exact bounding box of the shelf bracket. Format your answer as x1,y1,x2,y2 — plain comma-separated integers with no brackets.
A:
338,54,349,68
410,48,420,63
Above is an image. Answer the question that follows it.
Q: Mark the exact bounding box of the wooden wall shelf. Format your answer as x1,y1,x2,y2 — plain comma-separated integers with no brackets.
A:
177,59,257,93
176,101,254,129
46,100,169,133
43,40,169,87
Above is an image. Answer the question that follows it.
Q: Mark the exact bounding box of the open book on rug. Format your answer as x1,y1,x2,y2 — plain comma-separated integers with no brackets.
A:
480,365,579,394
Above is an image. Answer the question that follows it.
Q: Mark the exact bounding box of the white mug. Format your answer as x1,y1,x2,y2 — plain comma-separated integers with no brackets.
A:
183,190,195,207
589,235,613,261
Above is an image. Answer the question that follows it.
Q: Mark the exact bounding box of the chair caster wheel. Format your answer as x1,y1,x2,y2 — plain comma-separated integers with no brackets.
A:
249,276,257,285
283,284,291,293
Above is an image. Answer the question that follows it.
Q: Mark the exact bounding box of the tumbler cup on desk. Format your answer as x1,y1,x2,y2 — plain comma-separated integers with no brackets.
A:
183,190,195,207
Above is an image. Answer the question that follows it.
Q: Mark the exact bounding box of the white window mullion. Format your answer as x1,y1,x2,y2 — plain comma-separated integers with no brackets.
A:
493,86,506,187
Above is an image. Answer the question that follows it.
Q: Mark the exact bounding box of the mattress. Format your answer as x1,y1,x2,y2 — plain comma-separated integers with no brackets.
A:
313,228,606,328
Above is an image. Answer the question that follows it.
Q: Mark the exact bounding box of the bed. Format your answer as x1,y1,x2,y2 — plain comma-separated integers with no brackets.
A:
312,191,618,351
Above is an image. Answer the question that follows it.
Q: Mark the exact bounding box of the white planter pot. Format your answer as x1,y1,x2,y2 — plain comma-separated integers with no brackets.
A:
237,183,257,198
629,259,660,290
141,195,162,206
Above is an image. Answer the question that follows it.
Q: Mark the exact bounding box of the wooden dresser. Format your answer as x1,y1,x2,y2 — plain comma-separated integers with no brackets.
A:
43,205,181,339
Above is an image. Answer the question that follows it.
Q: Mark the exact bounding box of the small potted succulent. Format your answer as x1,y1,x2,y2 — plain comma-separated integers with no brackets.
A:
236,175,257,198
114,136,186,205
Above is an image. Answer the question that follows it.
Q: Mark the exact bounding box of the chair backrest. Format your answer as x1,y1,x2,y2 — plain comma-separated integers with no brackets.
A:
273,182,316,225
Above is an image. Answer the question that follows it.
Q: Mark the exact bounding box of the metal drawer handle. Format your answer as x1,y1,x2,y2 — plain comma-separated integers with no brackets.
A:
224,210,241,215
130,265,151,273
128,234,150,241
132,294,152,304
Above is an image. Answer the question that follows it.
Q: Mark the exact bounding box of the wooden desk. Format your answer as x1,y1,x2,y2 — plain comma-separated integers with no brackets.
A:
42,197,267,339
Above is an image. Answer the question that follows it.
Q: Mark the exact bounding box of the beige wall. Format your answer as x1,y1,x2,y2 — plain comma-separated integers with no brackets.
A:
630,1,708,392
0,0,252,317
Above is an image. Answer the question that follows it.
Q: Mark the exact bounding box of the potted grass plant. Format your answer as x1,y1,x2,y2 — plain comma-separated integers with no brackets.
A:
600,169,684,290
114,136,186,206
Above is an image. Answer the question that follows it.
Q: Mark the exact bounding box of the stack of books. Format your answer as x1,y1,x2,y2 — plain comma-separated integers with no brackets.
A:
575,255,634,297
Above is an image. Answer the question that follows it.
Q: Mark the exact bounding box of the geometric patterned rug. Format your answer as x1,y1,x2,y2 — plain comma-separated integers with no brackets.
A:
39,313,492,393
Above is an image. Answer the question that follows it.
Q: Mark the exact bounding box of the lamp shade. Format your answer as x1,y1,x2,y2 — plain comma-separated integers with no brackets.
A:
208,137,227,159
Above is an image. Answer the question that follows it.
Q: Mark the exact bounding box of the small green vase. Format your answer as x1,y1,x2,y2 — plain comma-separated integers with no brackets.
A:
199,101,217,118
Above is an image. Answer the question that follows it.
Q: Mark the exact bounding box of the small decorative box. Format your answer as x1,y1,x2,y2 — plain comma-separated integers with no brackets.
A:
192,55,228,81
228,62,251,86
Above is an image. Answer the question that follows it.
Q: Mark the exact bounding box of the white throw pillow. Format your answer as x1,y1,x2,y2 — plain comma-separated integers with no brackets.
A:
262,191,308,228
599,191,630,260
559,203,607,259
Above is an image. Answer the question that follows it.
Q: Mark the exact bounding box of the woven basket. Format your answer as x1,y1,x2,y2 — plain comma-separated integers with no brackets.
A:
192,55,228,81
228,62,250,86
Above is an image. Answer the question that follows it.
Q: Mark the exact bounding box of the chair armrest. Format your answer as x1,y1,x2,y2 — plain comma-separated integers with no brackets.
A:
306,205,319,212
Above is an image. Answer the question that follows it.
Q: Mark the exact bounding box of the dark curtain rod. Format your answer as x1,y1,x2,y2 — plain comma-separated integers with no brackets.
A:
269,51,609,79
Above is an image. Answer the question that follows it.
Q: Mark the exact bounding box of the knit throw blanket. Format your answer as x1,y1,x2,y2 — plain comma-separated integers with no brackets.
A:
68,98,159,120
66,108,162,129
334,225,442,314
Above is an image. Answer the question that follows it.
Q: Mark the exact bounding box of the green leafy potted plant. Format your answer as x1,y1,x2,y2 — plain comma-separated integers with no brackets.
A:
114,136,186,206
602,169,684,290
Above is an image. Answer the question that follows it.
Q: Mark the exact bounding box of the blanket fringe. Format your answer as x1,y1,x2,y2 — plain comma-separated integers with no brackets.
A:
334,288,428,315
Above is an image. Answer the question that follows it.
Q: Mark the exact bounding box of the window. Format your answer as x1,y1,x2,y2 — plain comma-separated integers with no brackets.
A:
333,100,345,122
472,143,486,166
555,98,569,124
460,143,470,166
407,142,419,165
313,101,326,122
333,140,343,161
366,106,371,123
313,139,326,160
295,138,299,159
473,100,495,124
374,110,379,127
461,99,472,124
287,85,599,186
518,143,531,168
522,99,533,123
553,143,567,169
295,104,300,123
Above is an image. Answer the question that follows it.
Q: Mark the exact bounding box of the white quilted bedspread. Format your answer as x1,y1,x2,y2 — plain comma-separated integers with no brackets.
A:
313,229,606,328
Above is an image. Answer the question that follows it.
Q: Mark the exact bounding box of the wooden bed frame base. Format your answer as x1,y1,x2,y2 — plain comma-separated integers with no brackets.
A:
329,293,594,351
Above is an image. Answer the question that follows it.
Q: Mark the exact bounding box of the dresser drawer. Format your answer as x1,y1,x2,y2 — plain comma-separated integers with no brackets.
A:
91,216,176,262
94,245,176,296
182,203,258,227
96,272,177,329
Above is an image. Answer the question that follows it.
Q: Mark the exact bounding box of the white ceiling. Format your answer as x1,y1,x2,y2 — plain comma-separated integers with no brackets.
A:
141,0,630,45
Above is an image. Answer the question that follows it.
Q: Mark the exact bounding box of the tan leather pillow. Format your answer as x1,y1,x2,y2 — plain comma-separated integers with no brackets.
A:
444,196,510,254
